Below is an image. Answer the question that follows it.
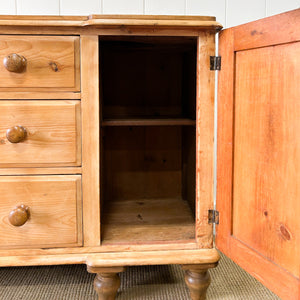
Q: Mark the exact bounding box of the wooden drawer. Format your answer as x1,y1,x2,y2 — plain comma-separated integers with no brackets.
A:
0,100,81,167
0,175,82,249
0,35,80,91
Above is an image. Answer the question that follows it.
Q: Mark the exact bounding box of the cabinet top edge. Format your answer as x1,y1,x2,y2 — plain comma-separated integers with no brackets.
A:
0,14,222,31
89,14,216,21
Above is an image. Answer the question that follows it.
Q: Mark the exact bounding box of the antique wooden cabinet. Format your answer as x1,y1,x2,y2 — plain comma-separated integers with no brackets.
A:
0,9,299,300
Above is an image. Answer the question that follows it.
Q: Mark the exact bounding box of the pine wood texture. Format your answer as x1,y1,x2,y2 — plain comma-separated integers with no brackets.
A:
233,8,300,51
233,42,300,279
195,32,215,248
102,125,196,245
89,15,216,21
81,35,100,246
0,15,87,27
0,100,81,167
0,175,82,248
0,167,82,175
0,35,80,91
102,198,195,244
215,27,234,254
0,92,80,99
0,15,221,31
103,126,183,201
0,241,198,259
0,248,219,267
87,15,222,30
217,9,300,300
86,249,220,267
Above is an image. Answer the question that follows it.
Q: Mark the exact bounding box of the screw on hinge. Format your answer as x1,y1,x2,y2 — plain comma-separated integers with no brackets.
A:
210,56,221,71
208,210,219,224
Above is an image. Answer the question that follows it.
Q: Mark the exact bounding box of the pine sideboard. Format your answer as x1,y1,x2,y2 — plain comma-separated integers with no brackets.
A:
0,14,221,300
0,10,299,300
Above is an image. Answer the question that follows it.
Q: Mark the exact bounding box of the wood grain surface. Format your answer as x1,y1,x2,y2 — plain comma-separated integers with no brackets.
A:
0,35,80,91
0,248,219,267
0,167,82,175
0,100,81,167
217,9,300,300
195,32,215,249
81,35,101,246
102,198,195,244
0,242,198,259
0,175,82,248
103,126,183,201
0,15,221,31
216,27,234,253
0,91,80,99
234,8,300,51
233,41,300,279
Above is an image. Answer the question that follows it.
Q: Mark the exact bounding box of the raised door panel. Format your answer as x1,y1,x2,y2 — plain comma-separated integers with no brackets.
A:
217,9,300,300
233,42,300,279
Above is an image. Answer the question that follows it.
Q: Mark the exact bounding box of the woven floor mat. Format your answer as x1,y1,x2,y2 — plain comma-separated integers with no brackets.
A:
0,252,280,299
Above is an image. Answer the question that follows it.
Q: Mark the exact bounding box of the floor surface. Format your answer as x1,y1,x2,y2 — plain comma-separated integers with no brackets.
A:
0,252,281,299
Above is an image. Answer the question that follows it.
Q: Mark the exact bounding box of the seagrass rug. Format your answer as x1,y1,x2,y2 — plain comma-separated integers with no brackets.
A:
0,252,280,299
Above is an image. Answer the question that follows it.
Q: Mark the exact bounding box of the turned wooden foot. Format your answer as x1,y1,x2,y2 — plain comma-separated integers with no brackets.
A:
87,266,125,300
182,263,218,300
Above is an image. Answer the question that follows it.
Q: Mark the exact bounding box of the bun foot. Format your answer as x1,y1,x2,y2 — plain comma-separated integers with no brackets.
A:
182,263,218,300
87,266,125,300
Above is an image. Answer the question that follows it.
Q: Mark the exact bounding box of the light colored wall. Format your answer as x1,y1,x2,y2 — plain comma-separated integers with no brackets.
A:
1,0,299,27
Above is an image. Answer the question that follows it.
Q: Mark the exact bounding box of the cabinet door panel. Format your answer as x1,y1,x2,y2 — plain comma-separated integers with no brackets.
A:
217,9,300,300
233,41,300,278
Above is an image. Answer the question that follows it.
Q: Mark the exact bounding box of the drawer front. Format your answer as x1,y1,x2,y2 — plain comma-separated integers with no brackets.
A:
0,175,82,248
0,100,81,167
0,35,80,90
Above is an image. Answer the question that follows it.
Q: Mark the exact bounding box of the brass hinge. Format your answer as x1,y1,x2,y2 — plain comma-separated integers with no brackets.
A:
210,56,221,70
208,210,219,224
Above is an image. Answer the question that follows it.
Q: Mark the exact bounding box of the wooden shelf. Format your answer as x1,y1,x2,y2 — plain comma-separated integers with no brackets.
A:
101,118,196,127
101,198,195,244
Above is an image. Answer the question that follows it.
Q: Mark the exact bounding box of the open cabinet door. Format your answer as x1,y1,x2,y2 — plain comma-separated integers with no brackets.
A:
216,9,300,300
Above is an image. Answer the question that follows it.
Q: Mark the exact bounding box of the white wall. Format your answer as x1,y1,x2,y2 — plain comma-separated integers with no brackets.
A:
1,0,299,28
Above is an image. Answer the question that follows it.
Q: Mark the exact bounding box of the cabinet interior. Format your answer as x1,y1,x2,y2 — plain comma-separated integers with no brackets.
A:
99,36,197,244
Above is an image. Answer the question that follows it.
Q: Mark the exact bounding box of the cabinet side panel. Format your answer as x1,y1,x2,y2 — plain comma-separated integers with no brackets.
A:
195,32,215,248
81,35,100,246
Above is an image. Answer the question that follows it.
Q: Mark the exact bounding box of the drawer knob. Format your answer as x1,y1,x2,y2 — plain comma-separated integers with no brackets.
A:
6,125,27,143
9,205,30,227
3,53,27,73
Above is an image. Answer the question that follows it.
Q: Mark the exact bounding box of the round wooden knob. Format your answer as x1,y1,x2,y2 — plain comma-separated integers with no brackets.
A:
3,53,27,73
8,205,30,227
6,125,27,143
